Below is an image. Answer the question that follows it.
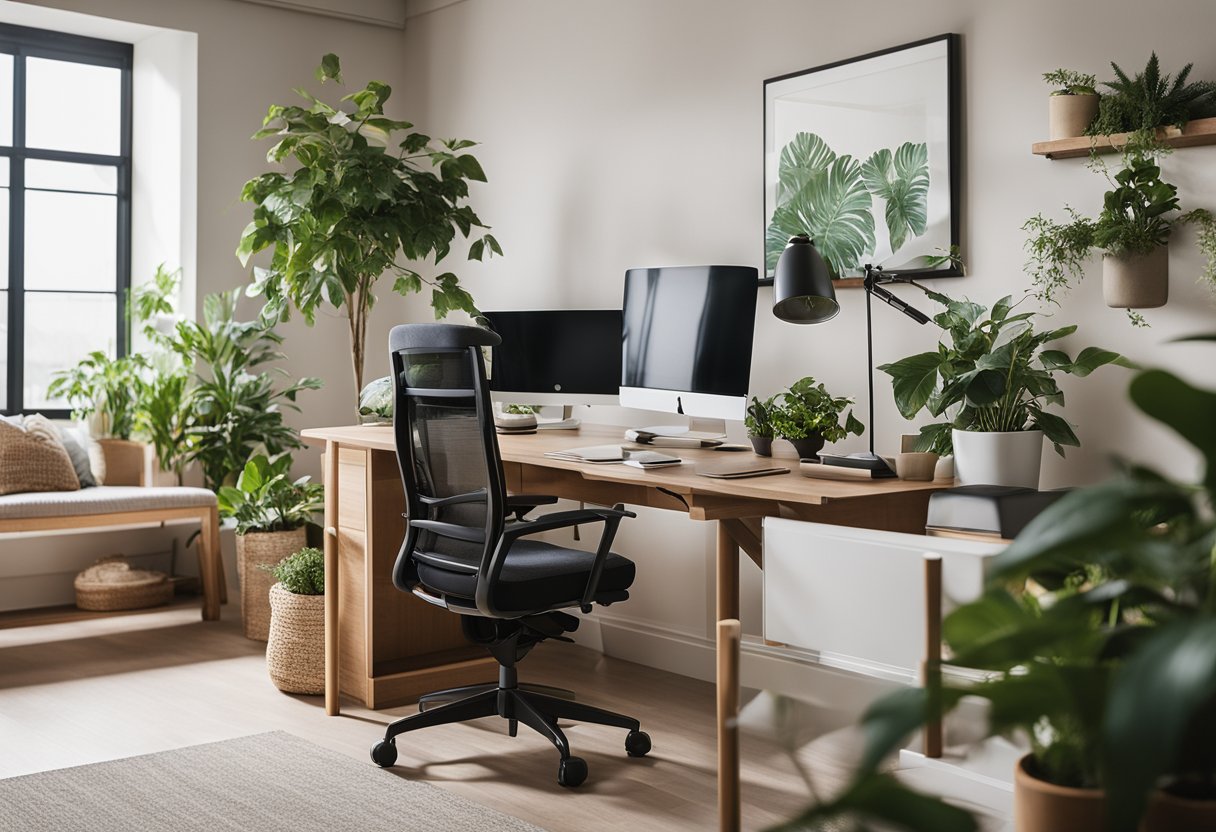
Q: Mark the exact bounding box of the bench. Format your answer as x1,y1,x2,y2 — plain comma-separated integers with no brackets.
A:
0,486,224,621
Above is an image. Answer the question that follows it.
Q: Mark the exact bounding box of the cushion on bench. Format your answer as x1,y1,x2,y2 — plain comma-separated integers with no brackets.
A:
0,486,217,521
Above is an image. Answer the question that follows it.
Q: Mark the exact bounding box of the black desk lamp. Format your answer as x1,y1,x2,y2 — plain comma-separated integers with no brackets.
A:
771,235,933,476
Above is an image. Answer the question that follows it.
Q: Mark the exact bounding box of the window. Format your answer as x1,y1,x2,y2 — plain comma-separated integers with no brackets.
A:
0,24,131,416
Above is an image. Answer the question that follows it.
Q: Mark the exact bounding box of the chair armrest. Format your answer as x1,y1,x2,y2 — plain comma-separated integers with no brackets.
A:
418,489,487,509
507,494,559,521
502,506,636,541
409,519,486,543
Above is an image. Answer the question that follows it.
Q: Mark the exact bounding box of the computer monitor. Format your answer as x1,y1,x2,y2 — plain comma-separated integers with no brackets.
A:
484,309,622,408
620,265,758,436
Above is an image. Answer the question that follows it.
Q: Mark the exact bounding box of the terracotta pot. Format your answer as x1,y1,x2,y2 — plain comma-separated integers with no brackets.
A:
786,433,825,461
266,583,325,695
237,527,308,642
749,435,773,457
1103,246,1169,309
1049,93,1099,140
1015,755,1107,832
1144,789,1216,832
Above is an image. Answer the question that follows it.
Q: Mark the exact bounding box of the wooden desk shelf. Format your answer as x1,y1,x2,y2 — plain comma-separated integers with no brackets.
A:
1032,116,1216,159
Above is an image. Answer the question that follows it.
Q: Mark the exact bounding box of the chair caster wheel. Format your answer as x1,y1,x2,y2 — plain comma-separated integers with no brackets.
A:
558,756,588,787
370,739,397,768
625,730,652,758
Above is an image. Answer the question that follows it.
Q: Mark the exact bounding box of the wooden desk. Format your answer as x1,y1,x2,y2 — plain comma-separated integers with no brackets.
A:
304,423,949,830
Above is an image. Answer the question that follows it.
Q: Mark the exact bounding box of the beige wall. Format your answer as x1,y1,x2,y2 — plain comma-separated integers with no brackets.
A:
395,0,1216,683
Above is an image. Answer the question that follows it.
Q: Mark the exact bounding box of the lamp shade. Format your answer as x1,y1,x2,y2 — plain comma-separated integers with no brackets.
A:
772,235,839,324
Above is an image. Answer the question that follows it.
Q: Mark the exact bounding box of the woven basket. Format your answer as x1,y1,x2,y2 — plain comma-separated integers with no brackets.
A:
266,582,325,695
237,528,307,642
75,556,173,612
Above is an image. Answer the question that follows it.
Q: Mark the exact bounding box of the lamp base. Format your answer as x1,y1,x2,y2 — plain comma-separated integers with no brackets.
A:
817,452,897,478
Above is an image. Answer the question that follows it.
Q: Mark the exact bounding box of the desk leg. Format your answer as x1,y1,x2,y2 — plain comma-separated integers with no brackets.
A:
716,524,742,832
324,441,341,717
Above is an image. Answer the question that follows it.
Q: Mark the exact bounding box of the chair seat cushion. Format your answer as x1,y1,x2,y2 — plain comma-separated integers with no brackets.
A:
415,540,635,613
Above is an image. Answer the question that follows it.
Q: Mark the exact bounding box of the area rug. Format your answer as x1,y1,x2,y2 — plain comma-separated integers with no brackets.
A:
0,731,545,832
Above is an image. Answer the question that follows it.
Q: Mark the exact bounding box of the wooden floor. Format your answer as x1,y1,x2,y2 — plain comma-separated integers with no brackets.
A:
0,604,820,831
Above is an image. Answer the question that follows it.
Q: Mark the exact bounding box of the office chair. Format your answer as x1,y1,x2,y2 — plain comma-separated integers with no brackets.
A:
370,323,650,787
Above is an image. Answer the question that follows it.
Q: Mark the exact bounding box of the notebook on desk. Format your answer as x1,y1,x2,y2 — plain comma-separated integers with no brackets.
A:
695,460,791,479
542,445,628,464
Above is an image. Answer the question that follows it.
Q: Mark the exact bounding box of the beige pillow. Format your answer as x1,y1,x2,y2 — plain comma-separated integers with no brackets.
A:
0,414,81,495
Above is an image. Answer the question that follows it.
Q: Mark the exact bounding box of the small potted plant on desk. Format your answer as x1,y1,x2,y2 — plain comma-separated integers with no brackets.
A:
745,395,778,456
787,337,1216,832
879,291,1129,488
265,546,326,695
217,453,324,641
771,377,864,461
1043,68,1099,139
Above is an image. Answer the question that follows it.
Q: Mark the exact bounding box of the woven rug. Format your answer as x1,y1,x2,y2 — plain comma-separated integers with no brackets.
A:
0,731,546,832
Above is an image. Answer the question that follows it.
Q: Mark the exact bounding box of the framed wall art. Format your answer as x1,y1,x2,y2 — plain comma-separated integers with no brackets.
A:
763,33,962,285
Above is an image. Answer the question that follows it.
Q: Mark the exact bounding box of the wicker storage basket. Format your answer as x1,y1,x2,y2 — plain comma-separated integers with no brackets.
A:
75,557,173,612
266,582,325,694
237,528,307,642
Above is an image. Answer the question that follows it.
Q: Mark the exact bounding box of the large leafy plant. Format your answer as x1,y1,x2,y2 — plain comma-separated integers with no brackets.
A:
878,292,1129,456
170,290,321,490
765,132,930,276
769,376,864,443
238,54,500,407
47,351,148,439
780,334,1216,832
217,453,324,535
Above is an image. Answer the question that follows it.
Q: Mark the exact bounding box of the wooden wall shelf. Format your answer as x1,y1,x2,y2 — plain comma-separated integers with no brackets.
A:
1032,116,1216,159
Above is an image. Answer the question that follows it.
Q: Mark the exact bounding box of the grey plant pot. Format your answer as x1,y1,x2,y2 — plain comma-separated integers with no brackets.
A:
786,434,826,461
1103,246,1169,309
749,435,773,457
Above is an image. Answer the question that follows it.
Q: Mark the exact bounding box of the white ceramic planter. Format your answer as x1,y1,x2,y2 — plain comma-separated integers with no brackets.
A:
952,429,1044,489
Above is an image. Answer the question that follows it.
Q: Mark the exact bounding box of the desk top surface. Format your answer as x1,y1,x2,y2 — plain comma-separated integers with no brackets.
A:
302,423,951,508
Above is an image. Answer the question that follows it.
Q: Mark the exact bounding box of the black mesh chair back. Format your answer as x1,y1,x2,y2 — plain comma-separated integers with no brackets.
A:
389,324,505,599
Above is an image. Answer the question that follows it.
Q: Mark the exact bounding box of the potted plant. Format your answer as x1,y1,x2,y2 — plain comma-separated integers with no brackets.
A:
745,395,778,456
783,337,1216,832
1043,68,1099,140
878,291,1128,487
238,53,501,413
1024,153,1216,323
217,454,324,642
770,377,864,460
265,546,326,695
1087,53,1216,141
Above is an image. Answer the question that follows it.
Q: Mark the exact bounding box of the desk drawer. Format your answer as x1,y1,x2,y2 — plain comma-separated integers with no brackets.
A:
762,519,1004,676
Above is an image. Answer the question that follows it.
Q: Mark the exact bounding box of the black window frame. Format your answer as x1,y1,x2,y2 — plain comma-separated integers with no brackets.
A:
0,23,133,418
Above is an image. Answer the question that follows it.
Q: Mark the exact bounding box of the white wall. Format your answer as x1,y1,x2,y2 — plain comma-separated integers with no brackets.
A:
394,0,1216,695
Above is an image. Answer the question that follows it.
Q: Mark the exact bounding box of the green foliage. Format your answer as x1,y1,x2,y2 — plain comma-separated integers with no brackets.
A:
127,263,180,342
744,395,778,438
1088,53,1215,137
1023,152,1216,318
170,290,322,491
769,377,864,443
136,367,191,482
267,546,325,595
217,453,324,535
238,53,500,403
1043,68,1097,96
877,291,1130,456
47,351,149,439
837,335,1216,832
765,132,933,277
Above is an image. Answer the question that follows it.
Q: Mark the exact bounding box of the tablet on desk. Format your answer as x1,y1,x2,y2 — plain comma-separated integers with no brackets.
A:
695,460,791,479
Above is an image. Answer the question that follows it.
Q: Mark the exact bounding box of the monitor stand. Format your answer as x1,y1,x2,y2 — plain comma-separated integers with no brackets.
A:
633,416,727,441
535,405,581,431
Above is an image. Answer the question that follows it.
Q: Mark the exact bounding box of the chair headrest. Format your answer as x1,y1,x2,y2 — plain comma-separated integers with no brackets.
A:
389,323,501,352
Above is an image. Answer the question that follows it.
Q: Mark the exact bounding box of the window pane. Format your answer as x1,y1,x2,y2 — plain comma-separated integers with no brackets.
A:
26,159,117,194
24,190,116,291
0,290,6,411
0,156,8,186
0,187,7,289
24,291,116,410
25,57,121,156
0,54,11,146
